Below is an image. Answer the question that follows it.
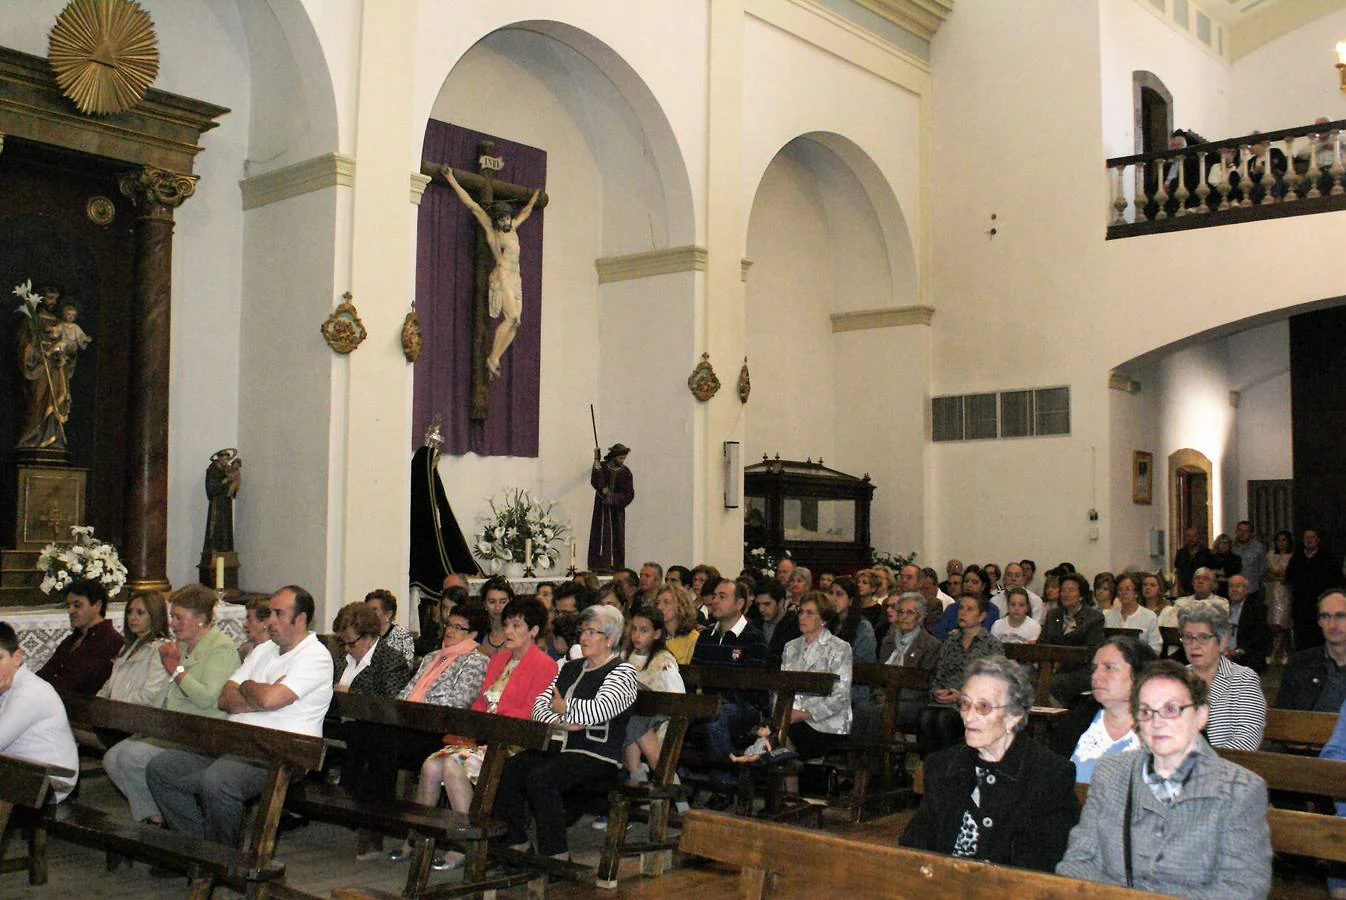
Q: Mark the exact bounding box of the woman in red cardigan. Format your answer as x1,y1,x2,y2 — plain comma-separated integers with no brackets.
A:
390,597,557,870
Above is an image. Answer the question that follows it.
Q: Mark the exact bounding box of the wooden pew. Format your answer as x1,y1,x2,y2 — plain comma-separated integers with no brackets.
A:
680,666,837,820
1159,626,1182,659
308,692,552,899
58,693,325,899
487,690,723,890
1263,708,1338,750
1104,627,1141,638
0,753,76,886
594,689,720,888
824,663,929,822
1002,643,1094,707
1216,748,1346,801
677,809,1170,899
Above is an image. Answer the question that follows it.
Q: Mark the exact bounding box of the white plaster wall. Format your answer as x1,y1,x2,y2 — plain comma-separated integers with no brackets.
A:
928,0,1112,574
597,273,698,570
237,191,338,604
0,1,251,588
1229,5,1346,135
1155,341,1236,540
1227,320,1292,523
745,150,837,467
1098,0,1230,160
1109,364,1163,573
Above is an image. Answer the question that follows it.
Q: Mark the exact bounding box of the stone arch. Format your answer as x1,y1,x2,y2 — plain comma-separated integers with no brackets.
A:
1169,448,1213,558
421,20,695,252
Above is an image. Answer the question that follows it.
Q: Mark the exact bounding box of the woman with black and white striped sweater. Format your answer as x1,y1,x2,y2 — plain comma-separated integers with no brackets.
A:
494,604,638,859
1180,601,1265,750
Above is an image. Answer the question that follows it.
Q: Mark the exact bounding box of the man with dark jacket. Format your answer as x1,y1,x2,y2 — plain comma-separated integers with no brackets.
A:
1224,575,1270,674
1286,529,1342,651
1276,589,1346,712
755,580,800,659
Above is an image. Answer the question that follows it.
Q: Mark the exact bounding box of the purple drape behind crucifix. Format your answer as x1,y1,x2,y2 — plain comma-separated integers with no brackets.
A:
413,120,545,457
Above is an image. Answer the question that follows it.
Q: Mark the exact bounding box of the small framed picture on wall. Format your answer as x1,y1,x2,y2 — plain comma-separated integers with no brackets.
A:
1133,451,1153,505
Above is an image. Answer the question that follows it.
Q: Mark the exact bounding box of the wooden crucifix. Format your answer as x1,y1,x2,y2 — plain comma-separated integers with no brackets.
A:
423,141,548,422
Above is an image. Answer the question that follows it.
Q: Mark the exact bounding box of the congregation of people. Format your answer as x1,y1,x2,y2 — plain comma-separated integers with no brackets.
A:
3,519,1345,897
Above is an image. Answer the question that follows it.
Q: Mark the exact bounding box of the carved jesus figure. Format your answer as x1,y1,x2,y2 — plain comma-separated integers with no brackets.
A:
443,169,539,380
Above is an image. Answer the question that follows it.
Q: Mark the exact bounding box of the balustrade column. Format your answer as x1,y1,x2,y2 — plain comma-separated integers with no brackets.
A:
117,166,197,593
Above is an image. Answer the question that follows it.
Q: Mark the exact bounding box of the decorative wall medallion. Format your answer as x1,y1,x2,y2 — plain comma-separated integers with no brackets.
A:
737,357,751,403
687,352,721,401
321,292,367,354
401,307,422,362
86,195,115,225
48,0,160,116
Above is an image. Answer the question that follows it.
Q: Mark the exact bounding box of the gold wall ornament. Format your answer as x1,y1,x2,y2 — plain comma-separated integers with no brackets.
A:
687,352,721,401
86,195,115,225
401,307,422,362
118,166,196,208
737,357,751,403
48,0,160,116
321,292,367,354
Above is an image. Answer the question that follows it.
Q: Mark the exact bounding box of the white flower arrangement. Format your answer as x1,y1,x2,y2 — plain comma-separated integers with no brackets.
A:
745,544,789,579
37,525,128,597
473,488,570,573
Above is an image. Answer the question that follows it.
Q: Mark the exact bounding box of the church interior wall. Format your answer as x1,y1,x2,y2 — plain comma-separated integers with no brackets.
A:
1229,4,1346,134
1108,362,1163,574
1154,339,1236,539
1098,0,1230,159
926,0,1113,573
1226,320,1291,524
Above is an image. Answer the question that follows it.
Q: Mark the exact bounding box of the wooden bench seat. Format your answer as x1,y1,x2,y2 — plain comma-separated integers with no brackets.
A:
57,693,325,900
0,753,77,886
680,666,837,821
1003,643,1094,707
317,692,552,899
677,809,1169,899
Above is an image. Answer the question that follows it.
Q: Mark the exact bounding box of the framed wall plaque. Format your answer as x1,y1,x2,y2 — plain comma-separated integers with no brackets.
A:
1133,450,1153,505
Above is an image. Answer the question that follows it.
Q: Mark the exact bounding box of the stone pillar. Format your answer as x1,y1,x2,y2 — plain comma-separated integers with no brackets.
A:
118,166,197,593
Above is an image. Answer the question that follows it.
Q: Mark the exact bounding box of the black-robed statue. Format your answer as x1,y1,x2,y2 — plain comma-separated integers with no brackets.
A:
409,421,480,597
202,448,241,554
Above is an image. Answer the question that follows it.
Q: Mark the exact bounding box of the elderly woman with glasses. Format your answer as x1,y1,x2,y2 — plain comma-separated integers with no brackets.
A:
495,604,638,860
1057,660,1271,899
1178,600,1265,750
901,656,1079,872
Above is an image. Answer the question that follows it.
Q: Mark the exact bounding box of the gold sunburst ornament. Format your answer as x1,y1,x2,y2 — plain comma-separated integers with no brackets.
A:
48,0,160,116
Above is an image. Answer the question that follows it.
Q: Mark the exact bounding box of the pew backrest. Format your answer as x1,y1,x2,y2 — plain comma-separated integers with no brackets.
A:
1263,708,1338,749
1002,643,1094,705
678,809,1170,899
61,693,325,772
682,665,836,745
0,753,74,812
1217,748,1346,801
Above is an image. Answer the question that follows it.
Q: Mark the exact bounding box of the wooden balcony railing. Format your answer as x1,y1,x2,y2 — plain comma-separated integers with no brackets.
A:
1106,118,1346,239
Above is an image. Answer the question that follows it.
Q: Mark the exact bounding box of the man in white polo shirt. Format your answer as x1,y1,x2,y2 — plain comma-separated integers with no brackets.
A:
147,585,332,847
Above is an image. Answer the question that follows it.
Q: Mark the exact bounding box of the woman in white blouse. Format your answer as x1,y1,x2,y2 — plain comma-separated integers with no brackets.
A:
1050,635,1156,783
96,590,170,705
781,591,853,760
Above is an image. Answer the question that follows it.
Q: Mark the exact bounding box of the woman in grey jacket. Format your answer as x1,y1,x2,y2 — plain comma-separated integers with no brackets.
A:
1057,660,1271,899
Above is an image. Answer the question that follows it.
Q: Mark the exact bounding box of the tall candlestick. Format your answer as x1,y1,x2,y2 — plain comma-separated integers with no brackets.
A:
215,555,224,591
524,539,533,567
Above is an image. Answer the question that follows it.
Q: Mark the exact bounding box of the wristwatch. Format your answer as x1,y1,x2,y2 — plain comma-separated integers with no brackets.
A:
173,665,186,680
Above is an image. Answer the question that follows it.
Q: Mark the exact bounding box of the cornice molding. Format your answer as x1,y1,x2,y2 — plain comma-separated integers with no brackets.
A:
749,0,931,89
1230,0,1344,61
595,246,708,283
1108,371,1142,393
851,0,954,42
409,173,431,206
830,305,933,332
239,153,355,210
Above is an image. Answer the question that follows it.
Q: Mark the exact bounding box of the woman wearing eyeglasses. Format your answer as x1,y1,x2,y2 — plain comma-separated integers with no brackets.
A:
1057,660,1271,899
332,603,412,697
1178,600,1265,750
901,656,1078,871
495,604,637,860
781,591,853,762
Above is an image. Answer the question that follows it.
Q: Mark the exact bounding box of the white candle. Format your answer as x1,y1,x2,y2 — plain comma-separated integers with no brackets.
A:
524,539,533,567
569,538,577,566
215,556,224,590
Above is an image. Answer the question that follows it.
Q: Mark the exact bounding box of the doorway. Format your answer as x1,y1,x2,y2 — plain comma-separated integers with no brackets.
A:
1133,71,1173,202
1169,448,1213,556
